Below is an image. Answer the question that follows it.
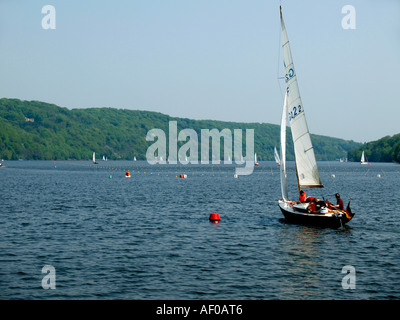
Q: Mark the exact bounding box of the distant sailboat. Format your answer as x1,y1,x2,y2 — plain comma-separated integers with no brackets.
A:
255,153,259,166
277,6,354,227
93,152,98,164
274,146,280,166
360,151,369,165
134,156,137,161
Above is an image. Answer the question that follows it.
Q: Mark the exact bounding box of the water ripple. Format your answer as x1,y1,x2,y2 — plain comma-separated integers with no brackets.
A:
0,161,399,299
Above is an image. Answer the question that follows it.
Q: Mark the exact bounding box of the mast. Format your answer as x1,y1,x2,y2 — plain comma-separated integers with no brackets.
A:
280,92,289,201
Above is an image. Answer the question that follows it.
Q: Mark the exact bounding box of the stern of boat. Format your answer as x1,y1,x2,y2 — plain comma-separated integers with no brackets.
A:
342,200,355,224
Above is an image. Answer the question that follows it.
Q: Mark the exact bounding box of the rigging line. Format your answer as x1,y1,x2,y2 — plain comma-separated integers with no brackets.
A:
325,156,339,202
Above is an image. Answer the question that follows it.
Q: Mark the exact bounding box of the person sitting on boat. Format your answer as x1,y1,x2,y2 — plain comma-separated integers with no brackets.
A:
305,196,314,203
299,190,306,203
306,197,326,212
331,193,344,210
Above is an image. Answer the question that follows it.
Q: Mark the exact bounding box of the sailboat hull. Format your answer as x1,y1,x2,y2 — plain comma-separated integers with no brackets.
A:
278,201,353,228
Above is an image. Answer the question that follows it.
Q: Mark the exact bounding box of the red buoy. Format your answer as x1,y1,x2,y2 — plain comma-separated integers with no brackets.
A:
209,212,221,223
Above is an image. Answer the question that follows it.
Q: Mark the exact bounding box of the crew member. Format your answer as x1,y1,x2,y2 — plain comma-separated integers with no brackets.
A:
299,190,306,203
332,193,344,210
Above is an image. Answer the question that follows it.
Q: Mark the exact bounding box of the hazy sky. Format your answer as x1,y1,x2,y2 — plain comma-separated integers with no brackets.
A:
0,0,399,143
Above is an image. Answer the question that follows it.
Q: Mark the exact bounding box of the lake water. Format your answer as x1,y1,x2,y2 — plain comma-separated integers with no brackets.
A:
1,160,399,300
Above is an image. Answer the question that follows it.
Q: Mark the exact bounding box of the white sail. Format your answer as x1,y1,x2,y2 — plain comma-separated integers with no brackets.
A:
280,92,289,201
255,153,258,163
280,7,323,189
93,152,95,163
361,151,368,164
274,146,280,165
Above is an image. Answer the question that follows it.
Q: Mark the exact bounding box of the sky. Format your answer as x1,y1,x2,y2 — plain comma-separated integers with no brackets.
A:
0,0,399,143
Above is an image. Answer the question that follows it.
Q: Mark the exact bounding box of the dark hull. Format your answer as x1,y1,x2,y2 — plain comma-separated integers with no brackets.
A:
278,201,353,228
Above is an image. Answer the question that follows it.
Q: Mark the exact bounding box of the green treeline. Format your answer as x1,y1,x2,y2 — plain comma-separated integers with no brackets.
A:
0,98,360,161
347,134,400,163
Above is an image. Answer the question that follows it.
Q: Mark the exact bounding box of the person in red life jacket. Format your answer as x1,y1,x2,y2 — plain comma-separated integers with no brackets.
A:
332,193,344,210
305,196,314,203
298,189,316,203
299,190,306,203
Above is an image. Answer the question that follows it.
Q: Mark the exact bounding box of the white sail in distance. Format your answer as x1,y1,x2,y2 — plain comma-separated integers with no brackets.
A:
280,7,323,189
274,146,280,165
360,151,368,164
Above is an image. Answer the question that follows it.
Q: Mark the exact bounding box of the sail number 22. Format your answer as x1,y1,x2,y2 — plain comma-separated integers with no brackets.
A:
288,105,302,121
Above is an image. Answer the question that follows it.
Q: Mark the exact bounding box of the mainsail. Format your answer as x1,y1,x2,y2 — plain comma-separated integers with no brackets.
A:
280,7,323,189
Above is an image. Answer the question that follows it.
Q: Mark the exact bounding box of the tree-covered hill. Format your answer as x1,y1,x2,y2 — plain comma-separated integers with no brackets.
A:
347,134,400,163
0,98,360,161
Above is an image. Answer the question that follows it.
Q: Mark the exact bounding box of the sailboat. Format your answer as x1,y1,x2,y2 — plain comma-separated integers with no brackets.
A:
360,151,368,165
277,6,354,228
93,152,98,164
274,146,280,166
255,153,259,166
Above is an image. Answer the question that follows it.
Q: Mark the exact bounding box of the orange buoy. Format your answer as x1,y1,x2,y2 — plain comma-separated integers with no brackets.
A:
179,174,183,178
209,212,220,223
125,172,131,178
